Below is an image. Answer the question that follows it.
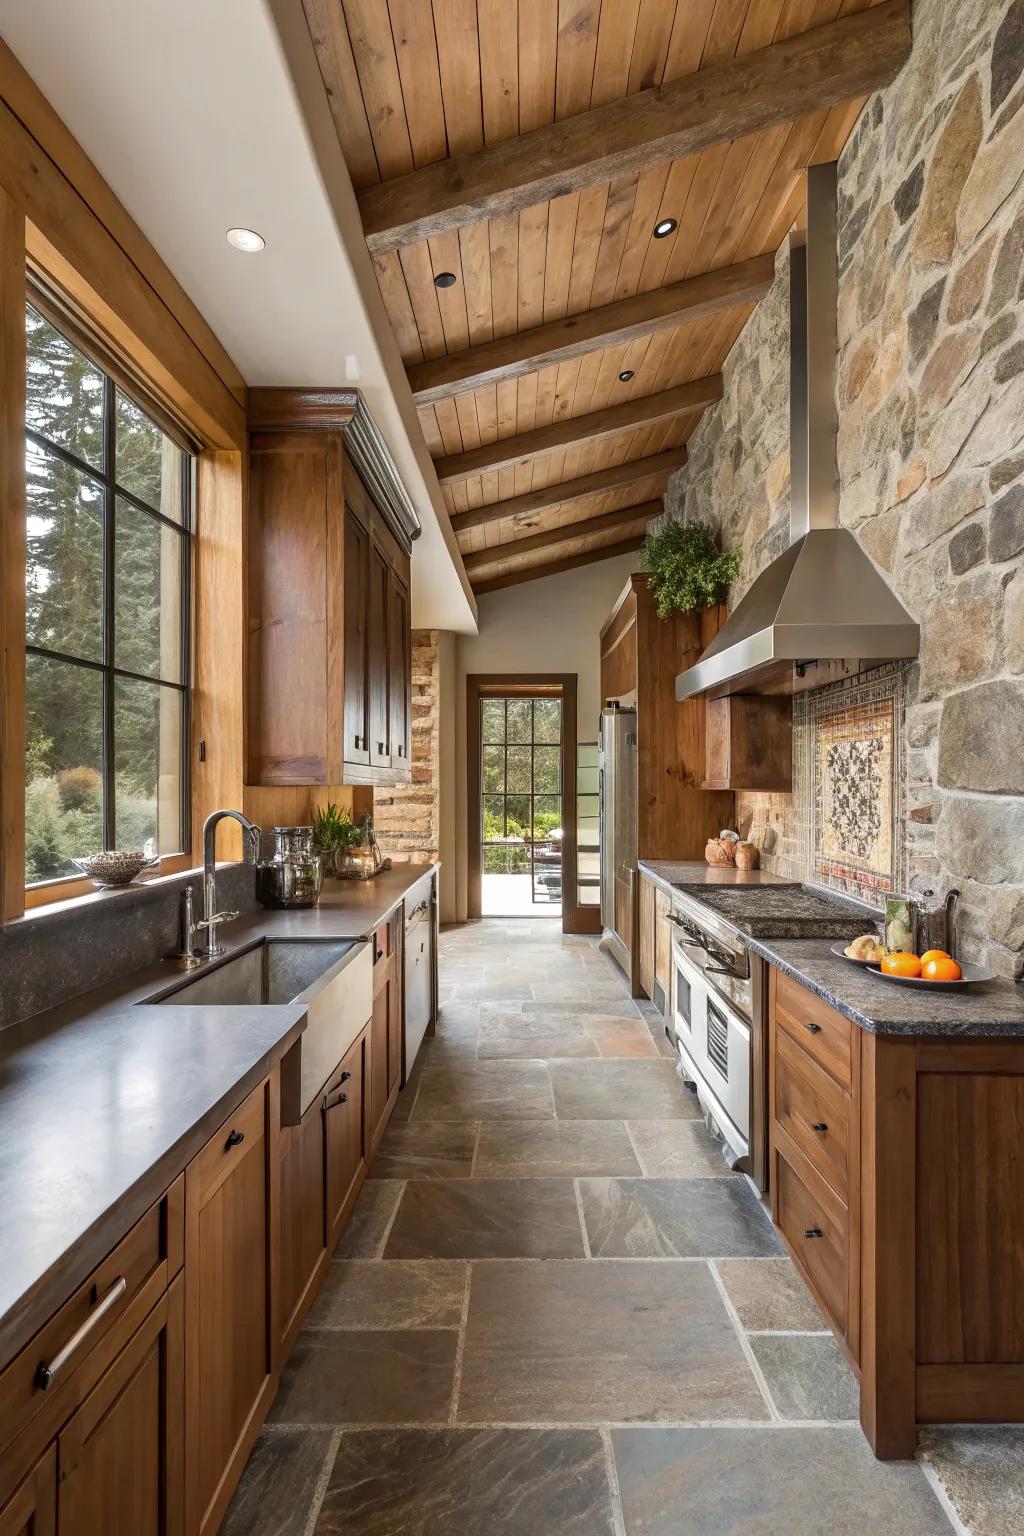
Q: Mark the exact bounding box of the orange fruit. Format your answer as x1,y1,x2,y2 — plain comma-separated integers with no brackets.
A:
922,956,962,982
919,949,950,967
881,951,922,978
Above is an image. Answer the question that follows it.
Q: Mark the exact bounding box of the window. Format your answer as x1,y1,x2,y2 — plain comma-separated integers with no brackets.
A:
24,301,191,887
480,695,562,909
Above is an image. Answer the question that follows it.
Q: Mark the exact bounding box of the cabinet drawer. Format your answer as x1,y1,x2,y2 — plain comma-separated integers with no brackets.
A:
0,1180,183,1466
775,970,853,1089
775,1151,849,1335
187,1082,266,1208
775,1031,850,1201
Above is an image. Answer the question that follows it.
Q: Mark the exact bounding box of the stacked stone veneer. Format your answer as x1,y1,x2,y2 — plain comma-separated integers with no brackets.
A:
373,629,440,862
659,0,1024,978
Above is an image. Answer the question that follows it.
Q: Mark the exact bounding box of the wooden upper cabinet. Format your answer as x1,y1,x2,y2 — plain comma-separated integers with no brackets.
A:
246,390,415,790
704,695,792,792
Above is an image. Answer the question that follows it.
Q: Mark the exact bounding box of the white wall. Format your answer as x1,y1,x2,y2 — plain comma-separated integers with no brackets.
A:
447,550,642,921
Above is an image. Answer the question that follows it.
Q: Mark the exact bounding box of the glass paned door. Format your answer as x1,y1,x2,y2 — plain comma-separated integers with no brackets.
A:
480,696,562,917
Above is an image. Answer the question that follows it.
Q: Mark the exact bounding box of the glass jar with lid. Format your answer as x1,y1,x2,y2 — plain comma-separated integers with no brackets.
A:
256,825,324,909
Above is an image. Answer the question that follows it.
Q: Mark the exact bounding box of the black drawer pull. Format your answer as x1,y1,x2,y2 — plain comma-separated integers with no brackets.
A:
341,1071,351,1083
375,948,384,963
354,735,364,751
378,741,386,754
803,1227,823,1239
323,1090,348,1112
811,1121,828,1133
224,1128,245,1151
804,1022,822,1035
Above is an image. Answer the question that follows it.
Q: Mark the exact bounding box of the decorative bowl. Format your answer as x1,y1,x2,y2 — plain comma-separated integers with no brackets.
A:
72,851,158,888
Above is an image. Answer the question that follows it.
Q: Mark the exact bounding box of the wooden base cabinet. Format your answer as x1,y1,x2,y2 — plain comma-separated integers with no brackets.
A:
277,1097,328,1359
325,1027,368,1250
184,1079,275,1536
768,965,1024,1458
369,914,402,1155
635,871,674,1015
0,1448,55,1536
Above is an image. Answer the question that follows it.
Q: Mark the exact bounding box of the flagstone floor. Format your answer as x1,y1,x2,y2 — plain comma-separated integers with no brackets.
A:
225,919,1020,1536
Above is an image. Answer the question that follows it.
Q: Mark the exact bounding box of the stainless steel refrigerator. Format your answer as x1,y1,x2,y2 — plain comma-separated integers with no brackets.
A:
598,704,637,978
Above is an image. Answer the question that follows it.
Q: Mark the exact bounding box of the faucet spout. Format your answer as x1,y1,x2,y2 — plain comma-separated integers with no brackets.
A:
197,808,262,958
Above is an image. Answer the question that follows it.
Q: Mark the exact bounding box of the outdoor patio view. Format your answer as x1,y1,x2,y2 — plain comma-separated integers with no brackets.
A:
480,694,561,918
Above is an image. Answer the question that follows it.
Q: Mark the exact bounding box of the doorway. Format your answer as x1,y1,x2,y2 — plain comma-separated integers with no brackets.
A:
467,675,589,930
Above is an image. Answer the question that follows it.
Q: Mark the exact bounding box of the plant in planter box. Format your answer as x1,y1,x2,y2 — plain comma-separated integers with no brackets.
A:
640,519,740,620
312,801,360,876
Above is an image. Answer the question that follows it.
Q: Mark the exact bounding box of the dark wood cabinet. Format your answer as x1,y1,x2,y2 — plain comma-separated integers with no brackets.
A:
704,694,792,791
185,1080,275,1536
277,1098,327,1358
246,391,413,790
58,1281,184,1536
325,1027,368,1249
0,1449,55,1536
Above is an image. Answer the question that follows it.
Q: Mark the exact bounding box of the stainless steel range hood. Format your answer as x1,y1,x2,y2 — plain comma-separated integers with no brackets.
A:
675,162,919,702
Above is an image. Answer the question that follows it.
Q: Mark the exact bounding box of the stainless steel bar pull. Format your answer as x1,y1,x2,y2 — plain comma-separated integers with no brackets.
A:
35,1275,128,1390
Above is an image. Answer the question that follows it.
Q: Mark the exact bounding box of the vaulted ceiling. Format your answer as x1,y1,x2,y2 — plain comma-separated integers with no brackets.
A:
300,0,909,592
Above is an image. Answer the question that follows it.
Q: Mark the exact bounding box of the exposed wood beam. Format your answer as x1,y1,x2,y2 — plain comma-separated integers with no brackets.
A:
358,0,911,252
450,450,684,534
435,377,720,485
472,537,646,595
463,501,659,575
410,255,773,404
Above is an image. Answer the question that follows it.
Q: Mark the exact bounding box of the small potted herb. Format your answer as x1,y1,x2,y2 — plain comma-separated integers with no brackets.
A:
640,519,740,619
311,801,361,878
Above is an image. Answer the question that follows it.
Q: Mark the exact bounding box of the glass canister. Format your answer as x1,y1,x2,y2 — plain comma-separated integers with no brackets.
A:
255,825,324,909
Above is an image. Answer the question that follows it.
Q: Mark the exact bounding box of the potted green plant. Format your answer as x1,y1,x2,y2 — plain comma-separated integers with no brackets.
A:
311,801,360,878
640,519,740,620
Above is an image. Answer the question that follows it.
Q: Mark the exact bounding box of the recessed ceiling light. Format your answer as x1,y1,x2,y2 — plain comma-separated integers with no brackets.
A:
226,227,266,253
434,271,457,289
652,217,677,239
618,369,635,382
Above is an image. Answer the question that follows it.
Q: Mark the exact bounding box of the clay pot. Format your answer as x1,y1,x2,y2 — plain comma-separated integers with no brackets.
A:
734,841,760,870
705,838,736,866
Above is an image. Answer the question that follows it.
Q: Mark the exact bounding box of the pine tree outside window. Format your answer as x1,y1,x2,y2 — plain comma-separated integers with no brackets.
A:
24,301,192,887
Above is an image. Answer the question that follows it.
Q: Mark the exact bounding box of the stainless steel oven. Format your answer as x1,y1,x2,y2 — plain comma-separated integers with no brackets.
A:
669,891,767,1187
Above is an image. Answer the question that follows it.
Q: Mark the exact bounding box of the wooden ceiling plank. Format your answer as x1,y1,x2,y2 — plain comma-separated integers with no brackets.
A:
371,250,424,362
686,132,761,274
556,0,602,118
519,0,559,132
472,534,645,592
459,223,496,345
428,229,472,352
733,111,826,258
436,374,721,482
387,0,448,166
463,498,660,572
398,242,450,359
663,0,719,78
627,0,682,93
703,0,755,64
611,163,673,301
587,174,643,310
518,202,549,331
489,213,520,337
636,154,700,292
301,0,381,188
566,184,610,315
356,0,910,251
432,0,485,153
711,121,792,267
450,446,684,532
342,0,415,178
479,0,521,145
740,0,789,53
543,192,581,321
591,0,644,109
408,251,773,402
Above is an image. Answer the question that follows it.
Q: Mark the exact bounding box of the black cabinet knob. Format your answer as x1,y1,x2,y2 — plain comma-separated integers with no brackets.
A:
224,1128,245,1151
811,1121,828,1133
803,1227,823,1239
341,1071,351,1083
375,948,384,962
804,1022,822,1035
378,741,386,754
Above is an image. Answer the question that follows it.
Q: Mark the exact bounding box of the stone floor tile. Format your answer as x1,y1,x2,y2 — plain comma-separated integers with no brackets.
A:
474,1120,642,1178
222,1427,335,1536
334,1180,404,1258
592,1027,660,1058
523,998,642,1020
315,1428,617,1534
612,1426,954,1535
919,1426,1024,1536
384,1179,585,1259
550,1060,699,1119
627,1120,741,1177
270,1329,458,1426
579,1178,784,1258
413,1060,554,1119
457,1260,768,1424
749,1333,859,1420
476,1011,598,1059
370,1120,478,1179
714,1257,827,1332
307,1261,468,1330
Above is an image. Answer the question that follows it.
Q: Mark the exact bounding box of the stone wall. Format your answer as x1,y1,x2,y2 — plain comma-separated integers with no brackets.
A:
661,0,1024,977
374,630,441,862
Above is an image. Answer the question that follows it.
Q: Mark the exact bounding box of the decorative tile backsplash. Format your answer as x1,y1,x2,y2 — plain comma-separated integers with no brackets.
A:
802,667,907,904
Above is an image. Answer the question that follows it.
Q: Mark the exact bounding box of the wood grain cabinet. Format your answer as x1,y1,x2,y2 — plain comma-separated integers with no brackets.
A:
277,1096,328,1359
246,390,414,790
368,914,403,1155
184,1079,275,1536
325,1026,369,1249
0,1448,55,1536
768,964,1024,1459
703,695,792,791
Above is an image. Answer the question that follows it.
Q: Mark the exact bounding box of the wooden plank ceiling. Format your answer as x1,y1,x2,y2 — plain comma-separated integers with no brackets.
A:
301,0,907,592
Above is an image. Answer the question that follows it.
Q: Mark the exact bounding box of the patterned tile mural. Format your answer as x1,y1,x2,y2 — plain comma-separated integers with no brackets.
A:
798,666,907,903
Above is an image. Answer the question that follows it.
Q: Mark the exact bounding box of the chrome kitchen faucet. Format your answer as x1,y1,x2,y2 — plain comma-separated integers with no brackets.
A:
196,809,262,957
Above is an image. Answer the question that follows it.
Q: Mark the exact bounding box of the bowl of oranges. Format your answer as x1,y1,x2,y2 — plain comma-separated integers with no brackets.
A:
874,948,995,989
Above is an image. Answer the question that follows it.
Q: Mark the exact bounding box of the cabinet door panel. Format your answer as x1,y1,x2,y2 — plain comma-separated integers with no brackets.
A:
387,572,410,771
185,1081,274,1536
369,983,390,1153
278,1101,327,1352
58,1280,183,1536
368,542,391,769
0,1448,55,1536
325,1030,367,1249
387,920,403,1098
343,509,370,768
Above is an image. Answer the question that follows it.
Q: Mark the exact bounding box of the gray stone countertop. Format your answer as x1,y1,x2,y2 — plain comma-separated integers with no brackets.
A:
638,860,792,895
0,861,439,1372
745,936,1024,1037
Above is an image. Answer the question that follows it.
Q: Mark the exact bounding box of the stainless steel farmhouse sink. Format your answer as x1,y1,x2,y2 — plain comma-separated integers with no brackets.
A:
147,939,373,1125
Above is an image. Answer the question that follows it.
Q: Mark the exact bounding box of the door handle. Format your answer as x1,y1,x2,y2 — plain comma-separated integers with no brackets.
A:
35,1276,128,1390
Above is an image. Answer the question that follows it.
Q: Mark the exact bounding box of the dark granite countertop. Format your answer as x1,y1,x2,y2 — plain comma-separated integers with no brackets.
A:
0,862,438,1371
745,936,1024,1038
638,860,791,895
676,883,880,941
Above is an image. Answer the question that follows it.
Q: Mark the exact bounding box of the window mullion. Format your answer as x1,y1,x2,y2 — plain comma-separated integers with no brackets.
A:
102,376,116,850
